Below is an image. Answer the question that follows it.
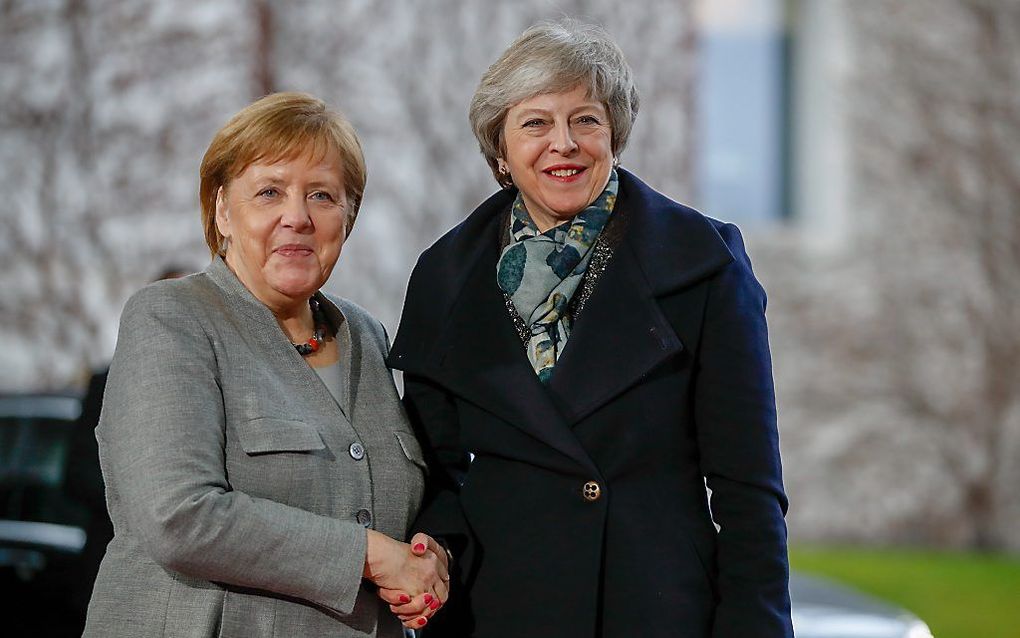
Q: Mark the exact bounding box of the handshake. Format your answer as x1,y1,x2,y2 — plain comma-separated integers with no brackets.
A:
363,530,451,630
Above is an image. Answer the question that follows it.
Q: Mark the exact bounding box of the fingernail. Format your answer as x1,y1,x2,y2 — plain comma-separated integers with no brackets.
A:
430,600,440,610
399,594,411,603
423,593,433,605
413,542,426,553
417,617,428,626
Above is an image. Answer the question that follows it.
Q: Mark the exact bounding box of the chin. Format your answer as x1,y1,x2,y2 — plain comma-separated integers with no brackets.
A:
268,270,323,300
550,202,588,219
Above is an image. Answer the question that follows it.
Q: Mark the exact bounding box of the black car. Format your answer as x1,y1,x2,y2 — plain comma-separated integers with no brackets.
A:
0,393,95,636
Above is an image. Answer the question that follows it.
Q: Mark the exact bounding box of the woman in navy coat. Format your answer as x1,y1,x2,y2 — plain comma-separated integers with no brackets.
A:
387,19,793,638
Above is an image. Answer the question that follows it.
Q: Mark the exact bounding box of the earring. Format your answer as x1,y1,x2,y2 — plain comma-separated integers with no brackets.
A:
497,158,508,175
612,156,620,167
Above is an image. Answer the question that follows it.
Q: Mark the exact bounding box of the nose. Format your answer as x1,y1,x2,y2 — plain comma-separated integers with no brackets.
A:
281,195,313,232
549,122,578,155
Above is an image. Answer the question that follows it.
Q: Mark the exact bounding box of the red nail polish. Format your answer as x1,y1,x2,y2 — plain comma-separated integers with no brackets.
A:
417,617,427,626
430,600,440,610
399,594,411,603
413,542,426,553
423,593,433,605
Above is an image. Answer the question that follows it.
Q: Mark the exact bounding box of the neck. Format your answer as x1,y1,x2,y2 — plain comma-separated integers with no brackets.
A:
272,298,316,343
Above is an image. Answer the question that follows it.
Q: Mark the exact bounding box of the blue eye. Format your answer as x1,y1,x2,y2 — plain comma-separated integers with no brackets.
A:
523,119,545,128
257,187,279,198
310,191,335,202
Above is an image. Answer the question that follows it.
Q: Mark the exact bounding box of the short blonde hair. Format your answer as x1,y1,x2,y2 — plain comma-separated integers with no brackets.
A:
469,19,639,188
199,92,367,256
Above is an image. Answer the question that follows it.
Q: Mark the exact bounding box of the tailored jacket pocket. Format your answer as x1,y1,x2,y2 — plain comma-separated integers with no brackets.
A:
394,431,428,472
236,418,326,455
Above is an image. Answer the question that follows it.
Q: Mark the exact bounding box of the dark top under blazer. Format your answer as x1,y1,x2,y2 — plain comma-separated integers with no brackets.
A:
389,169,793,638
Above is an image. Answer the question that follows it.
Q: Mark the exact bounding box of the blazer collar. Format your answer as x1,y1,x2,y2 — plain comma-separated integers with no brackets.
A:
204,256,353,419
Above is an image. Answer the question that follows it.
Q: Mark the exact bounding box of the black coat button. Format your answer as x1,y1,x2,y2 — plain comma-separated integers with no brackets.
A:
349,442,365,460
355,509,372,527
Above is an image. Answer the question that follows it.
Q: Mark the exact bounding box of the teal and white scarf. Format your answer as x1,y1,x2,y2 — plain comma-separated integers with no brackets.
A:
496,170,618,383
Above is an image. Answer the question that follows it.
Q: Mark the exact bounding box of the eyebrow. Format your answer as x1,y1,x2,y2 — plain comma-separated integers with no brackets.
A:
305,180,342,190
249,175,340,188
512,104,606,118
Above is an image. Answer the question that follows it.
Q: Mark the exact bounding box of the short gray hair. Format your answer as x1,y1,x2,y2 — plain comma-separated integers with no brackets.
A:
469,19,640,188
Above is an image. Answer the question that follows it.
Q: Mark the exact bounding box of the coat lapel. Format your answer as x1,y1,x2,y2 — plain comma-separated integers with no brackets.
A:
437,257,597,471
433,215,599,475
547,170,735,424
547,240,682,424
391,191,598,474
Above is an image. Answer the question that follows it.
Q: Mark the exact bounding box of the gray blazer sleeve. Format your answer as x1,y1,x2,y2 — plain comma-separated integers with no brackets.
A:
97,286,367,615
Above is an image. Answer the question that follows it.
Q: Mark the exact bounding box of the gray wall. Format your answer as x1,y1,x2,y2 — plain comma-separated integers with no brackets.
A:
0,0,697,388
3,0,1018,551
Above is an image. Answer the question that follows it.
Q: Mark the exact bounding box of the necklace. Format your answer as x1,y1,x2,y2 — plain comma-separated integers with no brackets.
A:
293,297,328,356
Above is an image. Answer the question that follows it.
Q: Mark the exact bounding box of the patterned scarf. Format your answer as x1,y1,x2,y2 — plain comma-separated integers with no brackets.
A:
496,170,618,383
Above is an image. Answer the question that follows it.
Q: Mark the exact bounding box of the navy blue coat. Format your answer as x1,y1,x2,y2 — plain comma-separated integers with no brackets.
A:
389,169,793,638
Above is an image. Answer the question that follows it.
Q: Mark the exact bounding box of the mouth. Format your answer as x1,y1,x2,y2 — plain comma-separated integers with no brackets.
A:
274,244,314,257
543,165,587,181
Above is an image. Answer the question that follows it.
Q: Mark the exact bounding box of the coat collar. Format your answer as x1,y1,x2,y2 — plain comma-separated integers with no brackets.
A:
391,169,734,454
545,170,734,423
614,168,734,295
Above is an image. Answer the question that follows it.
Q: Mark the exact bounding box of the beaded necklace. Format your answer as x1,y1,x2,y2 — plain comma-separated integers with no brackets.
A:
293,297,328,356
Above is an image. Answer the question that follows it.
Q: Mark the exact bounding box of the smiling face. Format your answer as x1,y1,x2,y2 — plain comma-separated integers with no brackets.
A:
501,85,614,232
215,150,347,314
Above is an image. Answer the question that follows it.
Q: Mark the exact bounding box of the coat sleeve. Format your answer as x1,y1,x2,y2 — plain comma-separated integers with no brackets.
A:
390,255,478,632
97,286,367,615
693,224,794,638
402,373,477,635
403,374,473,550
395,257,475,565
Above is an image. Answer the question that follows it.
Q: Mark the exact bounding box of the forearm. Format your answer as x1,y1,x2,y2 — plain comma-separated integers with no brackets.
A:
140,485,368,613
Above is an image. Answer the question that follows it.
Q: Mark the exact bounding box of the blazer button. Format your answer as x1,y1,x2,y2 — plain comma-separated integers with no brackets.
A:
582,481,601,502
349,442,365,460
355,508,373,527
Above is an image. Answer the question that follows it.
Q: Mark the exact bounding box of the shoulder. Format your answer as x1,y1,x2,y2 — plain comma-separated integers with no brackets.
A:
110,274,221,382
700,219,766,308
619,169,728,245
707,218,749,257
617,170,743,293
120,272,217,330
414,186,514,280
398,187,508,322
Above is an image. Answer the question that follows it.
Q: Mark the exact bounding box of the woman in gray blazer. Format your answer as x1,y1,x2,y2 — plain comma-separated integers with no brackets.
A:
84,92,448,638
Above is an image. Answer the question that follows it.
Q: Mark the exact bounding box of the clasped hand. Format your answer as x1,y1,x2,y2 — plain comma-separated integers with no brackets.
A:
363,530,450,629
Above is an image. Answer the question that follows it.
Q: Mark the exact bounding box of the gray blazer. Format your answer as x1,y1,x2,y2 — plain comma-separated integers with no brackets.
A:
84,257,426,638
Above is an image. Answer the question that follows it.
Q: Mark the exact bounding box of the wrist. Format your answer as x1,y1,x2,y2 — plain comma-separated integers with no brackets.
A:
363,529,392,580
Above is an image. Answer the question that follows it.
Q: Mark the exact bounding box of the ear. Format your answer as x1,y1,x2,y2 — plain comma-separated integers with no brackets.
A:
214,186,231,241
